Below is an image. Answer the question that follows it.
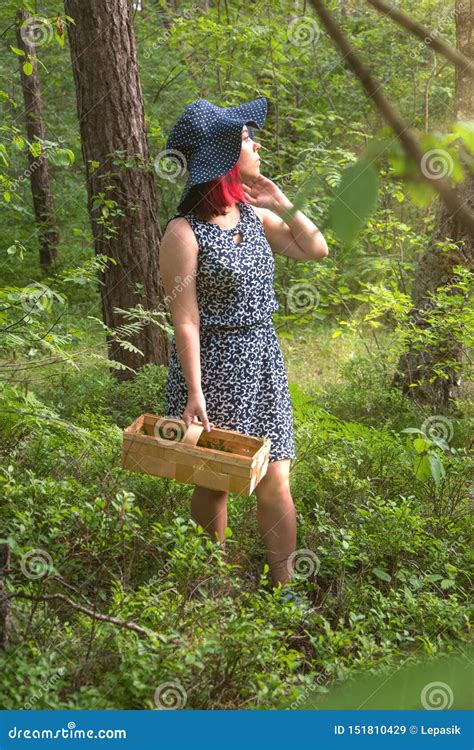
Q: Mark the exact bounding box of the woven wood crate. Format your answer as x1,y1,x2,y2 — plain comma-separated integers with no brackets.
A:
121,414,271,496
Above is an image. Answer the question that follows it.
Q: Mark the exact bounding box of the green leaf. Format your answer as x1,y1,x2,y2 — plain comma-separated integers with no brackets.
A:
0,144,9,167
413,437,428,454
453,121,474,155
29,142,42,158
49,149,74,167
286,174,321,215
22,61,34,76
55,29,65,47
430,435,449,451
10,46,26,56
440,578,455,590
3,191,11,203
428,453,446,487
414,454,431,481
328,158,379,245
405,179,436,208
372,567,392,582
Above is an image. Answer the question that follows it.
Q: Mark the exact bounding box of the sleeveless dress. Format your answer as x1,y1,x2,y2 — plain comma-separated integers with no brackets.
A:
162,199,296,464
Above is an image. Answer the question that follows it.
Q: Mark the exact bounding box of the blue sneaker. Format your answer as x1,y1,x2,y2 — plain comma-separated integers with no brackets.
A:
277,585,313,612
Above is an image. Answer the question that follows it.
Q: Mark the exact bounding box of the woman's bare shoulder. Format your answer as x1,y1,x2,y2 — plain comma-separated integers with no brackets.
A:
249,205,279,231
163,215,192,234
250,204,267,226
249,205,266,224
161,216,198,252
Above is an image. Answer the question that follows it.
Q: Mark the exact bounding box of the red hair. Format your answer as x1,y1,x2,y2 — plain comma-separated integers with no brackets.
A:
178,162,248,221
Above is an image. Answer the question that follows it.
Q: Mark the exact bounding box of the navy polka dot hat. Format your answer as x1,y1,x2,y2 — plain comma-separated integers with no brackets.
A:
166,96,267,209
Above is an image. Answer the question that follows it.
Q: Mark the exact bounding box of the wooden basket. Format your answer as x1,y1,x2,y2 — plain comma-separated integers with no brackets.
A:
121,414,271,496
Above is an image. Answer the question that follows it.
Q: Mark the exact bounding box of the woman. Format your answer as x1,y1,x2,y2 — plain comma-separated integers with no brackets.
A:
159,97,328,589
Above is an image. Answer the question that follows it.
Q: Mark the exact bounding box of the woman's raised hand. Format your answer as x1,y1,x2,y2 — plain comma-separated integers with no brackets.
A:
241,173,289,212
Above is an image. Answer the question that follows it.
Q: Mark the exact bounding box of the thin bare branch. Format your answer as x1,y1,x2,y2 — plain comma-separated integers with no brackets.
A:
3,591,159,640
308,0,474,237
365,0,474,77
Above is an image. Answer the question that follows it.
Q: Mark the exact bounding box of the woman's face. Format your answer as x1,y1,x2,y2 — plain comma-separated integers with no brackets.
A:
237,125,261,184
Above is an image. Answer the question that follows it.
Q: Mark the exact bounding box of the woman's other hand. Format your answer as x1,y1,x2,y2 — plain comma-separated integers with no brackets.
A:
183,390,212,432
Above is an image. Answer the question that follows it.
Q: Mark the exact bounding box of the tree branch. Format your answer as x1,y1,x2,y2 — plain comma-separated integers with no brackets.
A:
308,0,474,237
365,0,474,77
3,592,159,640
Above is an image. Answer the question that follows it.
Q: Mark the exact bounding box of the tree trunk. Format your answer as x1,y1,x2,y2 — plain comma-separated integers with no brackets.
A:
16,11,59,271
393,0,473,409
64,0,169,379
0,544,10,650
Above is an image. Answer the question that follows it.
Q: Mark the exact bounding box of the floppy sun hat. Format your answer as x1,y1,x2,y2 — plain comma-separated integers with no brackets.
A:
166,96,267,209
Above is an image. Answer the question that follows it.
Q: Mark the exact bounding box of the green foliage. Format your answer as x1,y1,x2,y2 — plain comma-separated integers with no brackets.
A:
328,265,473,393
287,648,473,710
0,358,471,708
0,0,471,712
105,362,169,427
327,158,379,244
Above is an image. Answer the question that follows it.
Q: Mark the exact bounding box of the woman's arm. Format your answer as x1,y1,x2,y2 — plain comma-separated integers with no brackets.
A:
243,174,329,261
258,203,329,261
159,219,211,430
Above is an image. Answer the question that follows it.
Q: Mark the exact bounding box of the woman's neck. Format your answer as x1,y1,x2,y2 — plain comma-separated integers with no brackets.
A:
221,201,239,215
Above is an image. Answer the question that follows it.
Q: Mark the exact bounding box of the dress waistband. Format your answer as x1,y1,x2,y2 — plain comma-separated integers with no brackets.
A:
200,319,273,332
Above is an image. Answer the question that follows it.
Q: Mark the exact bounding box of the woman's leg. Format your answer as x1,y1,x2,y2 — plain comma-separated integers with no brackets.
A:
191,486,228,543
253,459,297,587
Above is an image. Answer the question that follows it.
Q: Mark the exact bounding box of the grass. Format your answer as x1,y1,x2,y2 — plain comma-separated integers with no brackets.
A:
279,323,373,394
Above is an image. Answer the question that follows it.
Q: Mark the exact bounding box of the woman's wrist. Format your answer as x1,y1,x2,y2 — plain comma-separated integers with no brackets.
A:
273,196,293,214
187,385,202,397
